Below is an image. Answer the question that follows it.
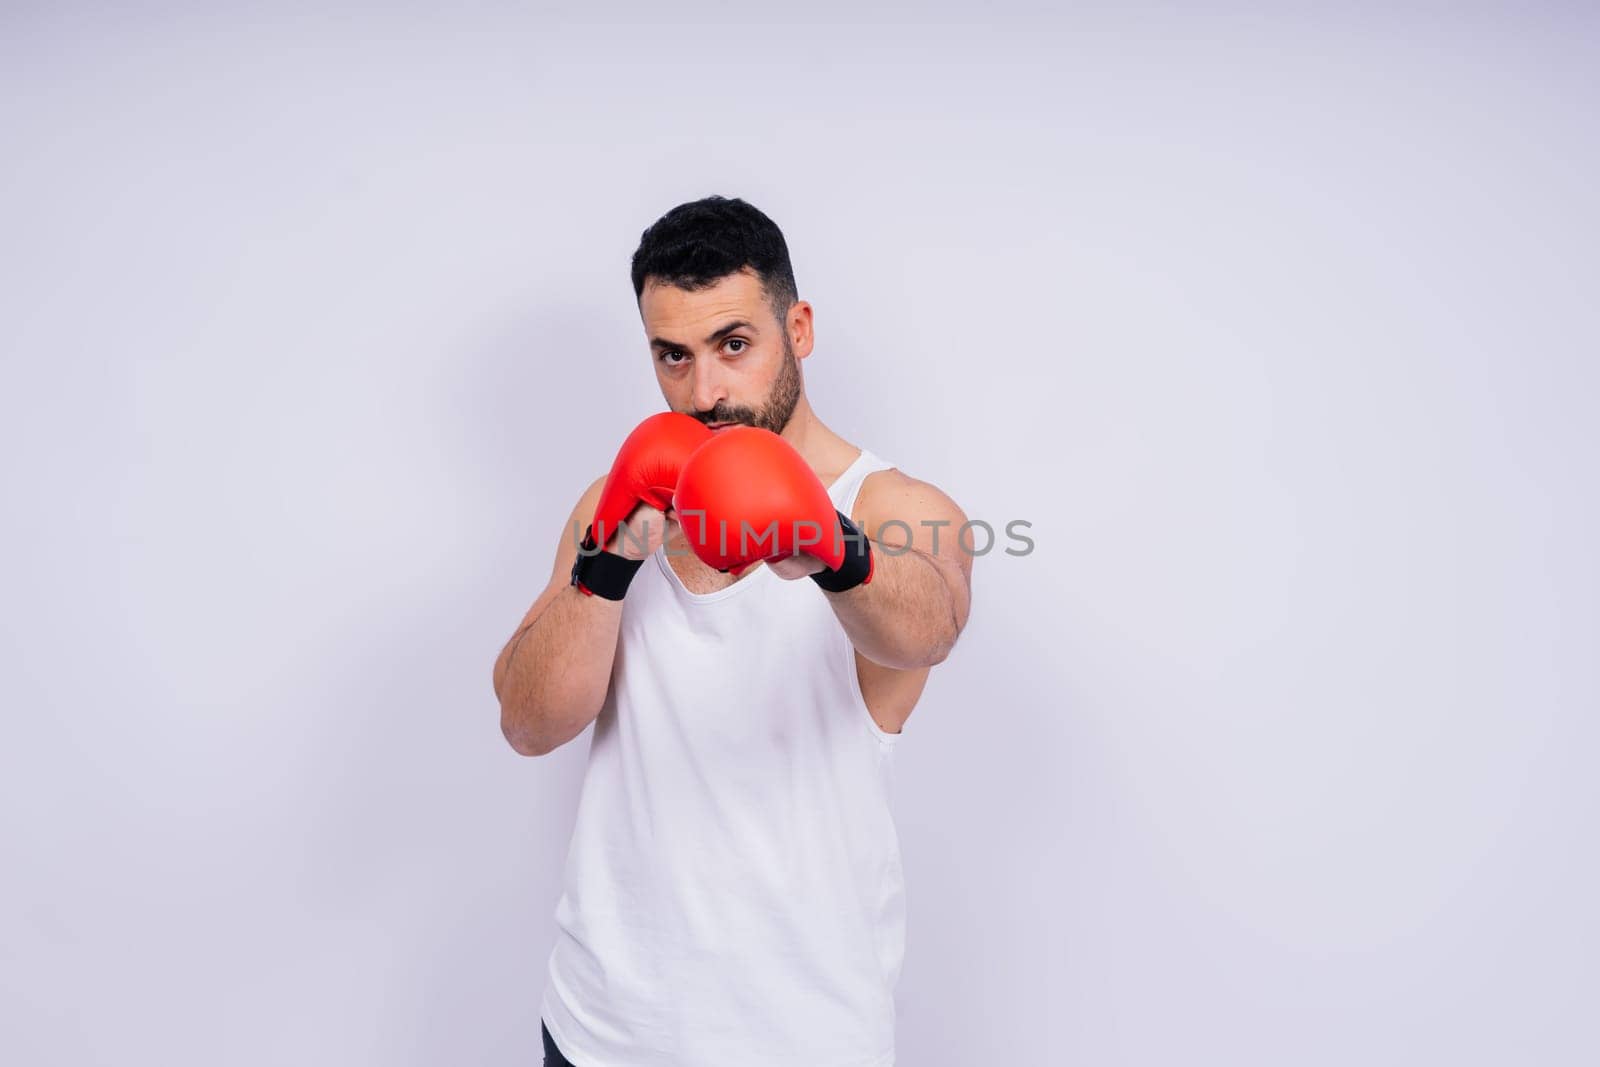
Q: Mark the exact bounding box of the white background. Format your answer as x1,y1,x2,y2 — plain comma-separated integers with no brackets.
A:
3,3,1596,1064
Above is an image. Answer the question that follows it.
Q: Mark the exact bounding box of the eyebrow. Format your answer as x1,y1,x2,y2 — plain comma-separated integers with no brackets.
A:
649,319,758,351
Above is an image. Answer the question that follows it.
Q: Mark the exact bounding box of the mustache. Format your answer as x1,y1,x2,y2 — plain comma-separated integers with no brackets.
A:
692,406,759,427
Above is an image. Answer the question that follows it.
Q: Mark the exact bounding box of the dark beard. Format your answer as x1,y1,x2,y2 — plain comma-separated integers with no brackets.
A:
696,338,801,434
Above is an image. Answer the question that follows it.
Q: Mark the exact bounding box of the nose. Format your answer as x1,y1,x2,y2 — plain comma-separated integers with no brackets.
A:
689,358,727,416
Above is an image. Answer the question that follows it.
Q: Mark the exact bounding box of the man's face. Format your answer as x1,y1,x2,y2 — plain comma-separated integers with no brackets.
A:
640,268,809,434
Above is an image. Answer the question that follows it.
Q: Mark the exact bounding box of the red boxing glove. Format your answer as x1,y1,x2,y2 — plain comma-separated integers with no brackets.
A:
588,412,713,552
572,412,712,600
674,427,874,590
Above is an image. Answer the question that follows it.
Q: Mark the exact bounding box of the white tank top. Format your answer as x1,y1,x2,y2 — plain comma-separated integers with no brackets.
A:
542,448,905,1067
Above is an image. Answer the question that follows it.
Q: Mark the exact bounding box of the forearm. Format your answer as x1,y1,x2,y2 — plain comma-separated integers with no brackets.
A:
495,588,623,756
825,545,963,670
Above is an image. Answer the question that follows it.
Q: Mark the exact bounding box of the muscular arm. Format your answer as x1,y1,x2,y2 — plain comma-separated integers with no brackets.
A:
491,477,623,756
811,471,973,671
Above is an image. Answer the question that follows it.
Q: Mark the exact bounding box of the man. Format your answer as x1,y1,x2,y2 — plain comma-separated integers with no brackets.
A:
492,196,972,1066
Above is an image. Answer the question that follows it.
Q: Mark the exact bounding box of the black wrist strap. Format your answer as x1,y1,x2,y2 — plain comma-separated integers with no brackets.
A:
570,525,645,601
811,510,874,593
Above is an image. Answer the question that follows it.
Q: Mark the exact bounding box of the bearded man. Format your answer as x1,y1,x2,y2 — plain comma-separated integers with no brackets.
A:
493,196,972,1067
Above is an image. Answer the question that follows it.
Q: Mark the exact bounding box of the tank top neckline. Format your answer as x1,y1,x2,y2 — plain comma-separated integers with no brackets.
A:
653,446,872,605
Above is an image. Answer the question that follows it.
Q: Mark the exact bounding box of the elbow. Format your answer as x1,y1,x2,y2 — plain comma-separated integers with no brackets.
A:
503,727,554,758
504,732,548,758
920,625,962,668
889,598,965,669
500,707,555,757
872,639,954,671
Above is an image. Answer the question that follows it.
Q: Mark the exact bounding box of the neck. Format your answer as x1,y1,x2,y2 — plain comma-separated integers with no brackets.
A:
778,395,854,475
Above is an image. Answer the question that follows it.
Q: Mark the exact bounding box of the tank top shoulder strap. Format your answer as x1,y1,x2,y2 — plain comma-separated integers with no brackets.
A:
829,447,897,516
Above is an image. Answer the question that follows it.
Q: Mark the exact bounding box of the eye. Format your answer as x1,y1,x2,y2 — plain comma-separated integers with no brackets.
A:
725,338,748,355
658,349,688,366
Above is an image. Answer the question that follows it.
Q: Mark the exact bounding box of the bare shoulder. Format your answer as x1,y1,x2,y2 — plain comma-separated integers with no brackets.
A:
854,467,973,586
855,468,968,541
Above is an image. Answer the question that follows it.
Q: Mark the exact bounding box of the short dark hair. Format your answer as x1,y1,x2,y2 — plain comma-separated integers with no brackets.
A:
630,196,799,322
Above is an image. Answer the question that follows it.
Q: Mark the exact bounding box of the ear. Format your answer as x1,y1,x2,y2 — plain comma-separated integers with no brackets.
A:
788,300,815,360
